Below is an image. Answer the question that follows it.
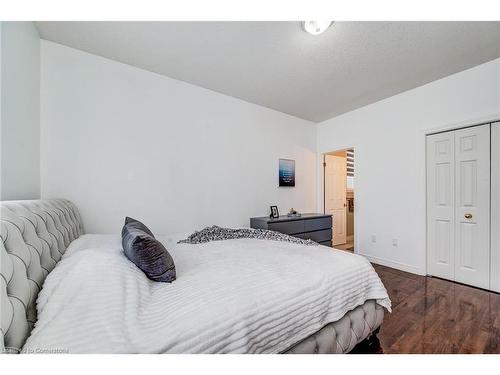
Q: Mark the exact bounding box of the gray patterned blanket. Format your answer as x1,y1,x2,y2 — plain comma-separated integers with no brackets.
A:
178,225,318,246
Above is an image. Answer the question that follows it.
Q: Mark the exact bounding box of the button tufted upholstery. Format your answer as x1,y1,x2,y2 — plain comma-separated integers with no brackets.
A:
0,199,83,354
284,300,384,354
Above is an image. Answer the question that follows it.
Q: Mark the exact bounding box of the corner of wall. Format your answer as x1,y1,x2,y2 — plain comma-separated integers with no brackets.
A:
0,21,3,200
0,21,41,200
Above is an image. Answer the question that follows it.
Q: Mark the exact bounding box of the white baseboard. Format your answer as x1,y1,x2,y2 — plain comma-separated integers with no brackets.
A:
358,253,425,276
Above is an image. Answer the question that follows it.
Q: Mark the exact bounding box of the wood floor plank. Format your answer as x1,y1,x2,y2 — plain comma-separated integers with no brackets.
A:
373,264,500,354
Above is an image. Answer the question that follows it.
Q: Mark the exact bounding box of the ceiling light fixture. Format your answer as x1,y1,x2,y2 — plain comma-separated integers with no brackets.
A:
302,21,333,35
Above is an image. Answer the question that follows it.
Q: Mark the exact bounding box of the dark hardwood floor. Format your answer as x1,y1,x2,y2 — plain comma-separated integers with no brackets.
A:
373,264,500,354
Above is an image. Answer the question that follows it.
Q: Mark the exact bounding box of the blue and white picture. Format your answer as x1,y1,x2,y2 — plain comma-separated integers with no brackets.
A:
279,159,295,187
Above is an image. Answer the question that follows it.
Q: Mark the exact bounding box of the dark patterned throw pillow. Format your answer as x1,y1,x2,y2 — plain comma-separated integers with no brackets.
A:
123,216,155,237
121,217,176,283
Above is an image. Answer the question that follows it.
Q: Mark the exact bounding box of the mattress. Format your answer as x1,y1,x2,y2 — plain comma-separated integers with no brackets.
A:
23,234,390,353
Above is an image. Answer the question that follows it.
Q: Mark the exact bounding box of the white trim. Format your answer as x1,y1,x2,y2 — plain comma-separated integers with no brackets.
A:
421,112,500,135
318,147,359,255
359,253,426,276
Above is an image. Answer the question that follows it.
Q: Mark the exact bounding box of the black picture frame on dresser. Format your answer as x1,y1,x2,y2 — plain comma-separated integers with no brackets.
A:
250,213,333,247
270,205,279,219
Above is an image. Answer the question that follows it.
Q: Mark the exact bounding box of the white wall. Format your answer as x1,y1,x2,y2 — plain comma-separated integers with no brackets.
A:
40,41,317,235
1,23,2,198
317,58,500,275
0,22,40,200
37,38,500,275
492,122,500,292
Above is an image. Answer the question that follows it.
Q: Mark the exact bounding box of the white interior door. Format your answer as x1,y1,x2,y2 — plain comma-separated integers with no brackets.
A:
325,154,347,245
427,132,455,280
490,122,500,292
454,125,490,289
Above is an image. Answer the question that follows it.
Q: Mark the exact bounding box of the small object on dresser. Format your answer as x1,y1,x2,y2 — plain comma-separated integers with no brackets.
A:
287,208,301,217
270,205,279,219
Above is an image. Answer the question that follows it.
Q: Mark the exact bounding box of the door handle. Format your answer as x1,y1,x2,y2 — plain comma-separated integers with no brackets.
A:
464,213,472,219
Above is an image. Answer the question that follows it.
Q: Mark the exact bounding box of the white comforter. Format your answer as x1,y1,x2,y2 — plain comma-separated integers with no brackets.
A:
23,234,391,353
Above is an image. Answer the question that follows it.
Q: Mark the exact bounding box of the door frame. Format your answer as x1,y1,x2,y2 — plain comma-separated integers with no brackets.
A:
321,148,355,251
424,114,500,277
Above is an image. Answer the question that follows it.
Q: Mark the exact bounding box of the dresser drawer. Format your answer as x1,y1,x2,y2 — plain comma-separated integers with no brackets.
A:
268,220,304,235
319,240,332,247
304,217,332,232
296,229,332,243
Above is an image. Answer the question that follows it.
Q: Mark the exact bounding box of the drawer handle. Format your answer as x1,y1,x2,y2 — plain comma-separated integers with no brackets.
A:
464,213,472,219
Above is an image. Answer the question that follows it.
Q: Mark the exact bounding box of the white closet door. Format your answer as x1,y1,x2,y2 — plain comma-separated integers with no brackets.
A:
454,125,490,289
427,132,455,280
491,122,500,292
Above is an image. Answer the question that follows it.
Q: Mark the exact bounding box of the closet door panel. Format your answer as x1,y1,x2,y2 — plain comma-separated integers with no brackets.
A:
427,132,455,280
454,125,490,289
491,122,500,292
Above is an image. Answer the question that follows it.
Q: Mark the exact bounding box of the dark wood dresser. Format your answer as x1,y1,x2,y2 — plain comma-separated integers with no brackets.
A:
250,213,332,247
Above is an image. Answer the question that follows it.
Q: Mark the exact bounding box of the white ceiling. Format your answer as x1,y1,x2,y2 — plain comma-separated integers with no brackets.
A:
35,21,500,122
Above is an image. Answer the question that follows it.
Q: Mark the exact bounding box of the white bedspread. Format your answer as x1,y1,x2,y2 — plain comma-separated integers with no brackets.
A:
23,234,391,353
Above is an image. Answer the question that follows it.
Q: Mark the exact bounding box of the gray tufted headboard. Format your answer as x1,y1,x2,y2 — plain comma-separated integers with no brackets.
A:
0,199,84,353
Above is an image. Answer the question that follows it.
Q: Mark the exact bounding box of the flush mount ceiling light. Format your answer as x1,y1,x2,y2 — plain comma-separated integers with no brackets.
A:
302,21,333,35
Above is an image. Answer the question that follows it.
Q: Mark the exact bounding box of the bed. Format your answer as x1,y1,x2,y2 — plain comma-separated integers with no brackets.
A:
1,199,390,354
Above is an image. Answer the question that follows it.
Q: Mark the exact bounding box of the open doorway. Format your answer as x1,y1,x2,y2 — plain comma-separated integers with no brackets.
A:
323,148,355,252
